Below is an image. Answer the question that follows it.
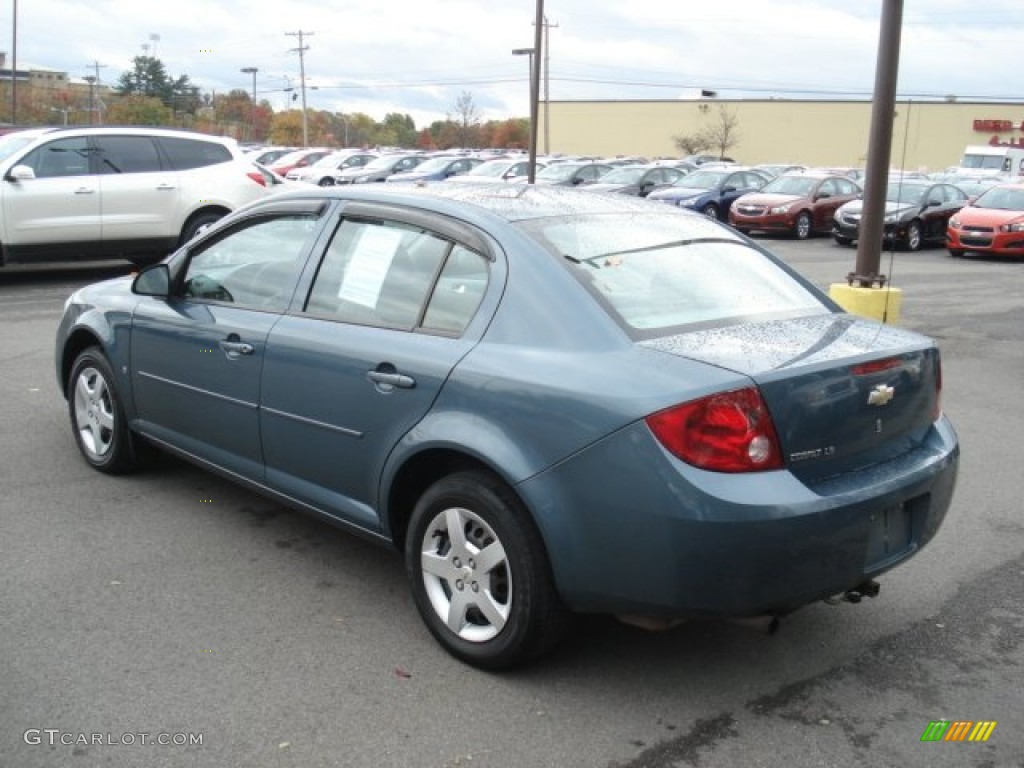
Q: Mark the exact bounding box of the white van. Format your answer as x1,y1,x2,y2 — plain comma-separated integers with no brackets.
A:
957,144,1024,179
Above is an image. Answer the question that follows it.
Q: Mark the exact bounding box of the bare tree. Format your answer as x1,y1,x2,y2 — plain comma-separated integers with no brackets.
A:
672,105,740,159
704,105,740,160
449,90,481,148
672,131,712,156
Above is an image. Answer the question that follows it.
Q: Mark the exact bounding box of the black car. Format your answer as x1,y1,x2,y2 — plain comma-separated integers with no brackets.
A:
833,181,969,250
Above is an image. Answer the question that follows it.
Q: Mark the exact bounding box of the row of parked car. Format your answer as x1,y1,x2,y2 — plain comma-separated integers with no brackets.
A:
248,143,1024,259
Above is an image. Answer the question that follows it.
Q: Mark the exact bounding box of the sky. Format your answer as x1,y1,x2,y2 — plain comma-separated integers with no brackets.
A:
6,0,1024,128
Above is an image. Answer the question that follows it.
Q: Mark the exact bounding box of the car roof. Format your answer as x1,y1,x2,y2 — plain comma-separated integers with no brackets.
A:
264,182,670,224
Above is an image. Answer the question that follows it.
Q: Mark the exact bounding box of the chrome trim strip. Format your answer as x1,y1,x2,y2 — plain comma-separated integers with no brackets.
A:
260,405,364,438
137,370,258,410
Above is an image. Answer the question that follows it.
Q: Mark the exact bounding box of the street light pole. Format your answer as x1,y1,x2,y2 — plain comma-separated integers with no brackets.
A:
240,67,258,141
512,47,536,173
528,0,545,183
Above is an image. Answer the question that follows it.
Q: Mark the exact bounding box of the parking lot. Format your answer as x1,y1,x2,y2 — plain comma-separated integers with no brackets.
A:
2,239,1022,767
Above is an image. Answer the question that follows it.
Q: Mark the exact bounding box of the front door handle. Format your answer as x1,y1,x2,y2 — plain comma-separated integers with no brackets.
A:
219,339,254,358
366,369,415,391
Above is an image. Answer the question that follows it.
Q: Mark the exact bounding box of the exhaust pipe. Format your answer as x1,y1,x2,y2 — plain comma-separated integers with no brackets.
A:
825,579,881,605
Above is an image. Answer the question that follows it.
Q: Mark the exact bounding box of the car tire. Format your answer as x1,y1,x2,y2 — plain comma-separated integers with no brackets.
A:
903,221,922,251
68,348,144,474
318,177,335,186
405,470,570,670
834,235,853,246
179,212,225,246
701,203,719,219
794,212,812,240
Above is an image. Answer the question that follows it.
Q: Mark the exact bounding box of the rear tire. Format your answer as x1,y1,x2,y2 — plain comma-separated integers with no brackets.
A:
405,470,570,669
318,177,335,186
179,212,224,246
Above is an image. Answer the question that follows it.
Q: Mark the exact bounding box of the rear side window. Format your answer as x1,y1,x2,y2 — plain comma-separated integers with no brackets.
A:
158,137,233,170
94,136,163,174
304,218,488,335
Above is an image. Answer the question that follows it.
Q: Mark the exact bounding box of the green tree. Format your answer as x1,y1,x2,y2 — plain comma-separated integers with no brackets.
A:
116,56,200,118
381,112,417,147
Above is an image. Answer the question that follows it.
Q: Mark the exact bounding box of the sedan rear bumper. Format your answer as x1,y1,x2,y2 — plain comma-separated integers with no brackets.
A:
518,416,958,618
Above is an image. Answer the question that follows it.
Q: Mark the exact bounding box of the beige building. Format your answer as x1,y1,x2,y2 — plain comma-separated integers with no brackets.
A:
543,99,1024,173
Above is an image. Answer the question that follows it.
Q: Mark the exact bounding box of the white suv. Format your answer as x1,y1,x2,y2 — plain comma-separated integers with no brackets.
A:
0,126,271,267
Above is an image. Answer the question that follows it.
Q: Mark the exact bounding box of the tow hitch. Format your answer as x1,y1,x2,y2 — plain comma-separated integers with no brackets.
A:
825,579,881,605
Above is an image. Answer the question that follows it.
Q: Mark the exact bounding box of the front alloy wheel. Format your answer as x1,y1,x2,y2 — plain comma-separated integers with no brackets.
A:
406,471,569,669
904,221,922,251
68,348,141,474
794,211,812,239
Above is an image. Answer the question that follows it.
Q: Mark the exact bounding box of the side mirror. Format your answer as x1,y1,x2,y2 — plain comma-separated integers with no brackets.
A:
816,192,832,200
132,263,170,298
926,198,942,207
7,164,36,182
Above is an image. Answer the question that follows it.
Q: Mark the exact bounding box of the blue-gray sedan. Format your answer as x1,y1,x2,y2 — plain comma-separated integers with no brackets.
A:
55,185,959,669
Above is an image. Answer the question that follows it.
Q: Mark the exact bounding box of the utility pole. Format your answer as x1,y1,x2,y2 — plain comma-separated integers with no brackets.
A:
241,67,258,141
286,30,314,147
85,61,106,124
12,0,18,125
83,76,96,124
541,16,558,155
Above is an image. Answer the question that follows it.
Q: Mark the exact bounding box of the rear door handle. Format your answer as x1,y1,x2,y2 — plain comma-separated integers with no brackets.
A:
156,183,176,191
74,187,96,195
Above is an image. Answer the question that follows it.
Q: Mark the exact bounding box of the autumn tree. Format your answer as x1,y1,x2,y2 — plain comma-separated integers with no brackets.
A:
106,95,173,126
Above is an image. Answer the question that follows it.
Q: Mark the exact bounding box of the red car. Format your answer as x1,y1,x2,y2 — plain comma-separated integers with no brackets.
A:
268,148,332,177
946,183,1024,258
729,172,862,239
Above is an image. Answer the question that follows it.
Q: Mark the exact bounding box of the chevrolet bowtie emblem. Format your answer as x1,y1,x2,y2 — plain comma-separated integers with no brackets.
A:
867,384,895,406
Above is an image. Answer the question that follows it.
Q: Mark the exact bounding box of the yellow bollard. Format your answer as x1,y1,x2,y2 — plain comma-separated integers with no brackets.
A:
827,283,903,325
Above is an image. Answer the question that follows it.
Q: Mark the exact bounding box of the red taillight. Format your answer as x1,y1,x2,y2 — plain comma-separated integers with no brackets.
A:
246,170,267,187
851,357,902,376
646,387,783,473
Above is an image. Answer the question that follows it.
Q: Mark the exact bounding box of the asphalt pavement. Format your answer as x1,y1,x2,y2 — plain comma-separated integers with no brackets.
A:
1,242,1022,768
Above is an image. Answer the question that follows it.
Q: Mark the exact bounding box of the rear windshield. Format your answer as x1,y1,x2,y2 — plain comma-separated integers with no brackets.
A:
518,213,827,337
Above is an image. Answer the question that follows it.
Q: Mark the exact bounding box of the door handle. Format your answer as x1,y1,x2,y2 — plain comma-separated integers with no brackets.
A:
156,183,176,191
74,187,96,194
219,339,254,358
366,370,415,391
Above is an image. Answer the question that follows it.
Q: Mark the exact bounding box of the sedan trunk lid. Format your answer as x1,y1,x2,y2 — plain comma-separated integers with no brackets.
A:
641,313,940,483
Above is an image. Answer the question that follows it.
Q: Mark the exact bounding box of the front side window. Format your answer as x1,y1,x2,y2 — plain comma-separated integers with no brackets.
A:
182,215,321,311
305,218,488,334
19,137,92,178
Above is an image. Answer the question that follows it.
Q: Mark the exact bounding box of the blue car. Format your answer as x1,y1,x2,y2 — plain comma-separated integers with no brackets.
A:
56,185,959,669
647,167,772,220
385,155,482,183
